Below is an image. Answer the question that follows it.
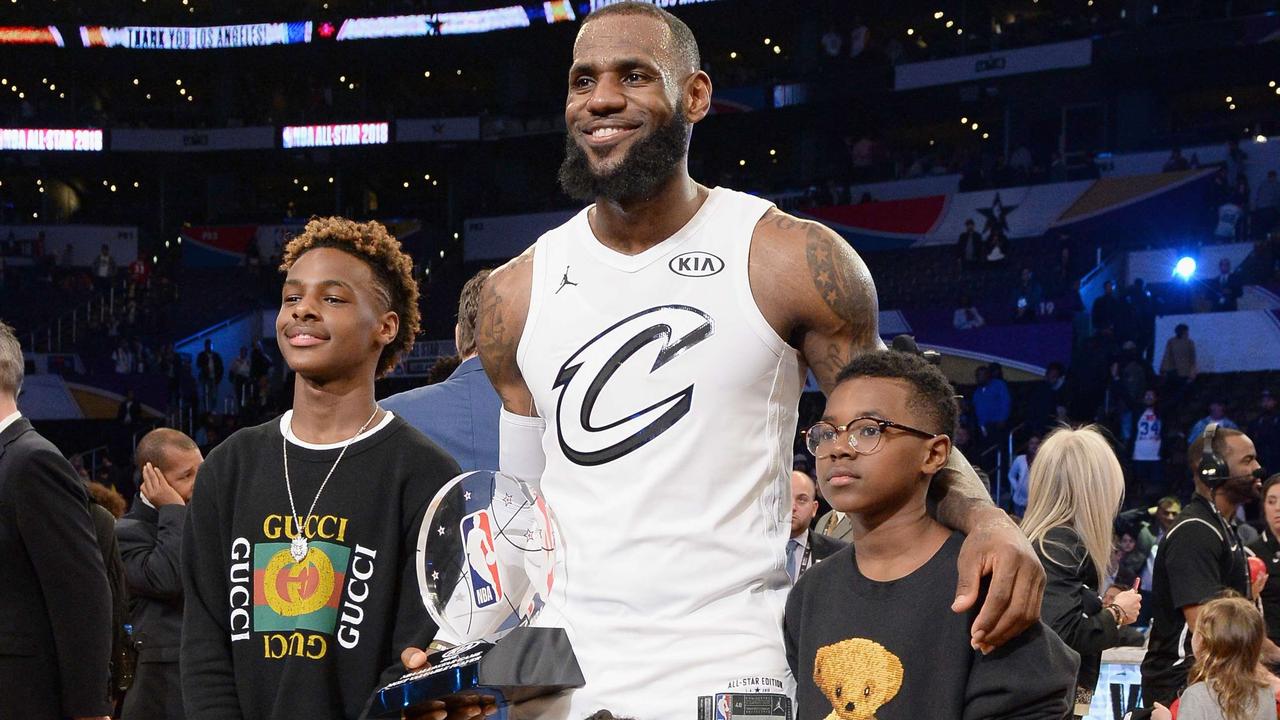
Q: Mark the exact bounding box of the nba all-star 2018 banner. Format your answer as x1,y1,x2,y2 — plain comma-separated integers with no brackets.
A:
798,169,1218,252
0,128,103,151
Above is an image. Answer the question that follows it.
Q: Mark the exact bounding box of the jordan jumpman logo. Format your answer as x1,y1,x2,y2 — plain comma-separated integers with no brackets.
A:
556,266,579,294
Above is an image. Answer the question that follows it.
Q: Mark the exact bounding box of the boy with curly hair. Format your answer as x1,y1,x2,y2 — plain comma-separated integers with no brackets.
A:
181,217,460,719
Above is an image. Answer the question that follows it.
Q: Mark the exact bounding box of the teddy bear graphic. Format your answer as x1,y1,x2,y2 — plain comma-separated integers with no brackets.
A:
813,638,904,720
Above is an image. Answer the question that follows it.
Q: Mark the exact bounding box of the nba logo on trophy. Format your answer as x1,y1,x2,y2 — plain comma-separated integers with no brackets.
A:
461,510,503,608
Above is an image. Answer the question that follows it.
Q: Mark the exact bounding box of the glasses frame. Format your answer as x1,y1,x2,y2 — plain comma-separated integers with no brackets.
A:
803,416,941,456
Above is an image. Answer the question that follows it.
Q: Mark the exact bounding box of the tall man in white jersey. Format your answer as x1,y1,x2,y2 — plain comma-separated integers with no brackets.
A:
405,4,1047,718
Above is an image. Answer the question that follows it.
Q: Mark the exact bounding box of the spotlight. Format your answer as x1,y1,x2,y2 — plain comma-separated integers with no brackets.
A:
1173,256,1197,281
773,45,781,54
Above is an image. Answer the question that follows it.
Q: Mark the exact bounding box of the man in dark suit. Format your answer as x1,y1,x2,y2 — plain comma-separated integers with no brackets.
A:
788,470,849,582
956,218,983,268
383,269,502,471
1210,257,1244,312
195,339,223,413
0,320,113,720
116,428,203,720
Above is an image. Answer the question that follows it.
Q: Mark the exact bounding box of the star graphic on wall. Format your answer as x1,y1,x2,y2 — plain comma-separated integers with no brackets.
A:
432,570,440,581
975,192,1020,236
464,491,472,501
437,525,446,536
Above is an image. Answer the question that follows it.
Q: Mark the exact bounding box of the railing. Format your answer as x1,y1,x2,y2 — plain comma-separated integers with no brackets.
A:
76,443,110,482
977,421,1027,509
26,276,131,354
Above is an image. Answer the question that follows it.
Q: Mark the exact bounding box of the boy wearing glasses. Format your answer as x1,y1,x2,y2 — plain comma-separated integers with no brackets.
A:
784,351,1078,719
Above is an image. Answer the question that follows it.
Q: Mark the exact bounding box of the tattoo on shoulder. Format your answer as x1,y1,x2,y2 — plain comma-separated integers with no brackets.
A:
476,277,508,362
803,224,879,380
476,254,531,370
805,224,865,323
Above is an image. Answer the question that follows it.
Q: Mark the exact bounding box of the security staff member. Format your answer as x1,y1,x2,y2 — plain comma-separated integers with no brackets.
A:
1248,473,1280,646
1141,424,1273,708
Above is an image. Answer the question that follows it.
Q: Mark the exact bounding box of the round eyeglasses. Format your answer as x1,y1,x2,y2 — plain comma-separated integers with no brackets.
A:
803,416,941,456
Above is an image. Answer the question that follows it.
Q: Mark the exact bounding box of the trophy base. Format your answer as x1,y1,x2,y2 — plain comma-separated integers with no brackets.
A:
369,627,584,718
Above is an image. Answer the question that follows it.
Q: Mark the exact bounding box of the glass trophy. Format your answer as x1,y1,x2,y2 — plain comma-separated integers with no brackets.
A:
368,471,583,718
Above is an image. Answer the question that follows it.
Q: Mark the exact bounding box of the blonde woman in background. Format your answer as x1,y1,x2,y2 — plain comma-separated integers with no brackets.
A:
1022,425,1143,719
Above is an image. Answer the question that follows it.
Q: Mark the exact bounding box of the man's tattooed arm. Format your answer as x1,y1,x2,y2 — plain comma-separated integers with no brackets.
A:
475,247,537,415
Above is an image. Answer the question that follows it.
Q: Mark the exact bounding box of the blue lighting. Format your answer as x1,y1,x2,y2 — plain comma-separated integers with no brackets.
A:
1173,256,1197,281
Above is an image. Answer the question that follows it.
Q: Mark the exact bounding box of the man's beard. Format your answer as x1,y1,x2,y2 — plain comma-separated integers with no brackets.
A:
558,108,689,204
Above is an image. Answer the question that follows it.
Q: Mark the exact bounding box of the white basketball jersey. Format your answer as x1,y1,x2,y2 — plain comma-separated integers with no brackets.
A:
515,187,803,719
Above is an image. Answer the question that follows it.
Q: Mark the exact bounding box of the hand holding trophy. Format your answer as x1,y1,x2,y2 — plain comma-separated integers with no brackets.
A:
368,471,583,718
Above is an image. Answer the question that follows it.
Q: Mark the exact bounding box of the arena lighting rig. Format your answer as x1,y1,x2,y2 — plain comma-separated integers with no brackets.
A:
0,0,722,50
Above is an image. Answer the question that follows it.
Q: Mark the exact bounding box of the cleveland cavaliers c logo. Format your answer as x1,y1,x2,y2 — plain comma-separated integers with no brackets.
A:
553,305,714,466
